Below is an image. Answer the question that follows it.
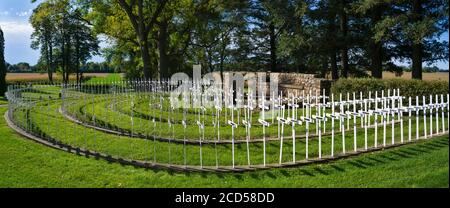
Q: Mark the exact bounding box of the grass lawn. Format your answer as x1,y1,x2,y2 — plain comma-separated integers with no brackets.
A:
1,105,448,187
0,97,7,105
84,73,123,84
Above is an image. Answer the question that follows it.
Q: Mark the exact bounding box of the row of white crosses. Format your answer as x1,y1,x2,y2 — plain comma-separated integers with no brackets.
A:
7,80,450,170
64,80,449,169
257,89,449,166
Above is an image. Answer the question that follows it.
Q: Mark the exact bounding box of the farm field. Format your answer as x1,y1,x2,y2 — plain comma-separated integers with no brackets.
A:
382,71,449,81
5,73,117,83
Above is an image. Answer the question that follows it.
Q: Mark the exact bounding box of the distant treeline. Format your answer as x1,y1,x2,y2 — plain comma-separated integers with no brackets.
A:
6,62,116,73
28,0,449,81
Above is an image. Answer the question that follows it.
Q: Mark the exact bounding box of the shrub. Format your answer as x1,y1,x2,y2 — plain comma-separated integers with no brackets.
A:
331,78,449,99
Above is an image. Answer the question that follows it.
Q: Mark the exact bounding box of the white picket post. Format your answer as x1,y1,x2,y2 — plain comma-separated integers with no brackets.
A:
318,114,322,158
278,109,286,165
436,94,439,134
447,94,450,132
423,96,427,139
368,91,372,126
315,90,319,135
374,91,378,148
353,92,357,152
383,97,387,147
441,94,445,133
364,98,368,150
391,97,395,145
360,91,364,128
341,112,346,154
430,95,433,137
339,93,343,132
302,90,305,118
290,95,299,163
400,96,404,143
331,93,335,157
347,92,350,130
387,89,390,121
416,96,419,140
259,92,269,167
323,89,326,134
408,97,412,141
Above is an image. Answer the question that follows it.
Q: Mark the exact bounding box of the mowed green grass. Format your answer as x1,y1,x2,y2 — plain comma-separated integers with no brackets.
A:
0,97,7,105
84,73,123,84
1,105,448,187
19,98,438,167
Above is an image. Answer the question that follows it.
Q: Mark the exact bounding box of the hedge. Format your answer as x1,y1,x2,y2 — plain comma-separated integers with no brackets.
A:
331,78,449,100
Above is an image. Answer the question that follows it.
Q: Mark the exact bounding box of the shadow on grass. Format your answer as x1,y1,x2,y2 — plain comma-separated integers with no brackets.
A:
250,173,259,180
265,171,277,179
280,169,291,177
347,161,367,169
299,169,314,177
329,164,345,172
312,167,329,175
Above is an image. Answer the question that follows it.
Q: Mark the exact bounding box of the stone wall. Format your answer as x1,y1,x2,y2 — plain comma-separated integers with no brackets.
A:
211,71,330,95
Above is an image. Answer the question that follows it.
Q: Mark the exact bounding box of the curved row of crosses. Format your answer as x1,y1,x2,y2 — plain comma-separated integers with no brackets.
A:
5,81,450,171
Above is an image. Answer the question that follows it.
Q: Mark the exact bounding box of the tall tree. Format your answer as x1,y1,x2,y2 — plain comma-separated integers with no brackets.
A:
116,0,168,79
31,0,99,83
0,26,6,96
30,1,56,82
339,0,349,78
354,0,388,78
372,0,448,80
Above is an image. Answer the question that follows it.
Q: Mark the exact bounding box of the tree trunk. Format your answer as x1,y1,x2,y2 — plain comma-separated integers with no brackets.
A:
269,22,277,72
61,38,66,84
48,43,53,83
411,0,423,80
75,36,80,84
45,40,52,83
158,19,169,80
371,6,383,79
340,0,349,78
329,15,339,80
140,40,151,79
412,43,422,79
331,51,339,80
371,42,383,78
117,0,167,80
207,49,214,73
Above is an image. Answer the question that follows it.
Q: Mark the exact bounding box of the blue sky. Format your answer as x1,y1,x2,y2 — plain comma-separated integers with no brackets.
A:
0,0,448,70
0,0,104,65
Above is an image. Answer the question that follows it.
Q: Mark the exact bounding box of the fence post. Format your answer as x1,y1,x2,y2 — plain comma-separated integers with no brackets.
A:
441,94,445,133
383,97,387,147
391,97,395,145
423,96,427,139
374,91,378,148
436,94,439,134
364,98,368,150
408,97,412,142
430,95,433,137
400,96,404,143
331,93,335,157
353,92,357,152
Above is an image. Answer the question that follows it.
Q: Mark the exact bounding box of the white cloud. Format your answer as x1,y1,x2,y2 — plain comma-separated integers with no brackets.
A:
16,11,29,17
0,21,39,64
0,11,10,16
15,9,32,17
0,21,34,35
